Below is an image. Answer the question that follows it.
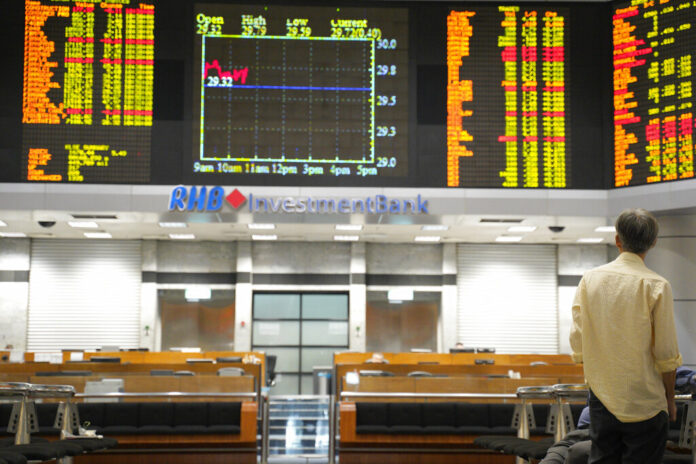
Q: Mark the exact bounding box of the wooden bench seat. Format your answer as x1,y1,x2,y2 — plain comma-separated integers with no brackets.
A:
339,401,584,464
0,401,257,464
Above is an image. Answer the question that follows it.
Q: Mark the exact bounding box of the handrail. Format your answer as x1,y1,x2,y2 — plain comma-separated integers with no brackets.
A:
76,391,258,399
552,384,588,399
29,384,76,398
340,391,517,400
517,386,555,399
265,394,331,400
0,382,31,397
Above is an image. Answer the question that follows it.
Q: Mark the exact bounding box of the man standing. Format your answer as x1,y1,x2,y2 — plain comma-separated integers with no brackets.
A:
569,208,682,464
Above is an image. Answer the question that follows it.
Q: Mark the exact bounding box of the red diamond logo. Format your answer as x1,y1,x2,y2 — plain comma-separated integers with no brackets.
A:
226,188,247,209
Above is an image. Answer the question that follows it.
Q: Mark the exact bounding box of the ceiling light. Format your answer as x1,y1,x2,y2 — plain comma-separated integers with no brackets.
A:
84,232,112,239
0,220,6,227
421,225,449,231
495,235,523,242
169,233,196,240
185,287,211,301
335,224,363,231
71,214,117,220
158,222,188,228
480,218,524,224
388,288,414,302
252,234,277,240
334,235,359,241
594,226,616,233
69,221,98,228
508,226,537,232
248,223,275,230
0,232,26,238
577,237,604,243
414,236,441,242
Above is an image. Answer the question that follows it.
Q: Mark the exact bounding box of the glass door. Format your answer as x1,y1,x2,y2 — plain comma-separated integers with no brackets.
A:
252,292,349,395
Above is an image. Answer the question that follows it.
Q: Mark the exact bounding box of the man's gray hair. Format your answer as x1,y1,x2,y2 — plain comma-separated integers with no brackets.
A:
615,208,659,254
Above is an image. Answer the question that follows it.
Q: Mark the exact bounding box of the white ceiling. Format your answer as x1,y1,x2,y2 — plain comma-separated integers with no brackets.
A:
0,209,618,244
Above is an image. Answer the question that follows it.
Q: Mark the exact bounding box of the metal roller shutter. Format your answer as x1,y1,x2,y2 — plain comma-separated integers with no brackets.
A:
27,239,141,351
456,244,558,354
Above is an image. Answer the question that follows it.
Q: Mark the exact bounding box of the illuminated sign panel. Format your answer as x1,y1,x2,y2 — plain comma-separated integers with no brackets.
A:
22,0,155,183
192,4,408,181
168,186,429,214
446,7,570,188
613,0,695,186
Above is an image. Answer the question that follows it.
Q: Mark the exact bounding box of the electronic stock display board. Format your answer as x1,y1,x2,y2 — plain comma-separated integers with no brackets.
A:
21,0,155,183
1,0,610,188
613,0,696,186
192,4,408,180
446,7,570,188
192,4,573,188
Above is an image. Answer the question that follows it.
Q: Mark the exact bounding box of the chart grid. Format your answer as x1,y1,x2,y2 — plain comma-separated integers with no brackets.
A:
199,34,376,164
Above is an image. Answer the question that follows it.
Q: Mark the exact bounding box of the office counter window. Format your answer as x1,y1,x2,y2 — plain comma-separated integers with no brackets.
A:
366,291,440,353
158,289,236,352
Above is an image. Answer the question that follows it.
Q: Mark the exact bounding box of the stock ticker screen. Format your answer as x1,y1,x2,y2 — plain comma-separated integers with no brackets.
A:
446,7,570,188
192,4,408,180
21,0,155,183
613,0,696,186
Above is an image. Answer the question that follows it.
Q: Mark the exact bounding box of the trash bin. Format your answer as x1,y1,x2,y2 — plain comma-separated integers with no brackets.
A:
312,366,332,395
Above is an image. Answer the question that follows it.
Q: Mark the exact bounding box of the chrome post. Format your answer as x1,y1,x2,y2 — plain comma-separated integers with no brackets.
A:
15,398,30,445
680,399,696,449
261,393,270,464
515,386,551,464
56,402,76,462
555,395,567,442
56,402,71,437
515,400,529,464
328,394,336,464
551,384,588,443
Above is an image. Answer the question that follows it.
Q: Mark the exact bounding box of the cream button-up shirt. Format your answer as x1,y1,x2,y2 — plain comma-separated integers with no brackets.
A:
570,252,682,422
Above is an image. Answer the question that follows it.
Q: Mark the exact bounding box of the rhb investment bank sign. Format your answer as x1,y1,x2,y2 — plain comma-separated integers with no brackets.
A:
168,186,429,214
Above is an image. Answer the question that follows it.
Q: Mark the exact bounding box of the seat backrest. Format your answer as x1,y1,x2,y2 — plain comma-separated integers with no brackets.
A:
216,357,242,363
217,367,245,377
266,355,277,386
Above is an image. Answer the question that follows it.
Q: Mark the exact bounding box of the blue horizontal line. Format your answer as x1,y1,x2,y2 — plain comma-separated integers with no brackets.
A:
205,84,370,91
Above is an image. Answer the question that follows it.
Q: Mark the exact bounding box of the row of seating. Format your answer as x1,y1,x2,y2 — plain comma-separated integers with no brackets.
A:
62,402,242,434
0,383,118,464
339,385,694,464
354,401,584,436
0,382,258,464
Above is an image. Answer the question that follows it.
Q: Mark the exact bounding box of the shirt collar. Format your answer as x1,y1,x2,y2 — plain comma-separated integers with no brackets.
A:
617,251,646,267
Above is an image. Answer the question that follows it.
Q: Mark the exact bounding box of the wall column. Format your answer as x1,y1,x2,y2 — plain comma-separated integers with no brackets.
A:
440,243,457,352
140,240,158,351
235,241,253,351
349,242,366,351
0,238,30,351
646,215,696,365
